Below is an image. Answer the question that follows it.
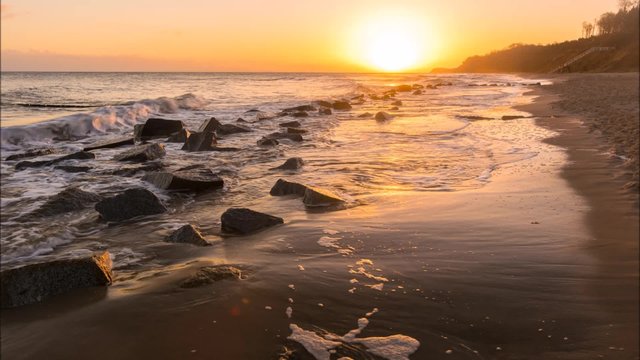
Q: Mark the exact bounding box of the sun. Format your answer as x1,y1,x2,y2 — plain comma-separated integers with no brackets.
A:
346,11,437,72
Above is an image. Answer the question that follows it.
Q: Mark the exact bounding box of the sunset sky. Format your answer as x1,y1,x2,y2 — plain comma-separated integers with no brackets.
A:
0,0,620,72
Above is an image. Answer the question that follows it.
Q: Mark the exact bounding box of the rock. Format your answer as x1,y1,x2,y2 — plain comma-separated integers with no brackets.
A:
266,132,303,142
135,118,184,140
375,111,393,121
280,120,301,128
502,115,527,120
5,148,55,161
395,85,412,92
389,106,399,111
54,165,92,173
113,143,166,162
95,188,166,222
143,168,224,191
15,151,95,170
369,94,380,100
28,187,102,217
292,111,308,118
0,251,113,308
209,146,241,152
358,112,373,118
302,186,346,207
257,138,279,147
269,178,307,196
351,94,365,100
391,100,403,106
221,208,283,235
217,123,251,136
83,137,134,151
236,117,249,123
271,158,304,171
110,162,163,177
256,112,276,121
332,100,352,110
182,131,217,151
245,109,260,113
315,100,333,108
412,89,423,95
412,84,424,90
382,94,393,100
286,127,307,134
319,107,332,115
459,115,492,120
180,265,245,288
167,128,191,143
166,224,210,246
198,117,220,133
283,105,316,112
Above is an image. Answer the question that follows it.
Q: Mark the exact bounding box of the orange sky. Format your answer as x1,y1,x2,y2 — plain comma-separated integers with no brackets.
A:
0,0,620,72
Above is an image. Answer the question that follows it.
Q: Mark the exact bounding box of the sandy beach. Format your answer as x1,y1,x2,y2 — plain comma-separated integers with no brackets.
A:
0,73,637,360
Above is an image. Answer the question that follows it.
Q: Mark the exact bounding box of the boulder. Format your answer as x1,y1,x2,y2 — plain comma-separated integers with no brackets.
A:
266,132,303,142
95,188,166,222
395,84,412,92
182,131,217,151
286,127,307,134
28,187,102,217
167,128,191,143
269,178,307,196
292,111,309,118
166,224,209,246
83,137,134,151
279,120,301,128
5,148,55,161
257,138,279,147
15,151,95,170
283,105,316,112
332,100,352,110
221,208,283,235
180,265,245,288
375,111,393,122
54,165,92,173
303,186,346,207
143,168,224,191
135,118,184,140
0,251,113,308
319,107,332,115
315,100,333,108
113,143,165,162
271,158,304,171
391,100,403,106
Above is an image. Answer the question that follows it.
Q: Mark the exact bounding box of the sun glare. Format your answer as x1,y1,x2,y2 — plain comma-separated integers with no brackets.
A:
346,11,437,72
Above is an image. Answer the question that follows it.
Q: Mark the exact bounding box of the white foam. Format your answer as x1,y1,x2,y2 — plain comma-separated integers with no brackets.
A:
351,335,420,360
287,324,341,360
286,307,293,318
318,236,341,248
349,267,389,282
366,283,385,291
323,229,340,235
297,265,305,271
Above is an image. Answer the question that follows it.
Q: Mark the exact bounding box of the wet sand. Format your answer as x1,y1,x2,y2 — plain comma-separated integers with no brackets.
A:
2,76,639,360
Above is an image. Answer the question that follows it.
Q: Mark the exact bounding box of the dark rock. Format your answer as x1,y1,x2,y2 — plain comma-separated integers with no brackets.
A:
459,115,492,120
358,112,373,118
389,106,399,111
15,151,95,170
182,131,217,151
198,117,220,133
369,94,381,100
502,115,527,120
384,89,398,96
83,137,134,151
245,109,260,113
113,143,165,162
28,187,102,217
167,128,191,143
257,138,279,147
280,120,301,128
351,94,365,100
5,148,55,161
266,132,303,142
0,251,112,308
332,100,352,110
136,118,184,140
292,111,309,118
283,105,316,112
395,85,412,92
236,117,248,123
286,127,307,134
271,158,304,171
95,188,166,222
412,84,424,90
143,168,223,191
54,165,92,173
166,224,210,246
256,112,276,121
269,178,307,196
303,186,346,207
391,100,403,106
221,208,283,235
216,123,252,136
412,89,423,95
209,146,241,152
375,112,393,121
382,94,393,100
315,100,333,108
110,162,164,177
180,265,245,288
319,107,332,115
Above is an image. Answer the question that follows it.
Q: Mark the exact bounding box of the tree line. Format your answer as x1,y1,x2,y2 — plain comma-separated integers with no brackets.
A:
582,0,639,38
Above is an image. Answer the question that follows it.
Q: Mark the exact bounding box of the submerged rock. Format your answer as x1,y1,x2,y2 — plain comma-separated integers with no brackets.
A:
271,158,304,171
269,178,307,196
83,137,134,151
395,84,412,92
54,165,92,173
182,131,217,152
286,127,307,134
375,111,393,122
95,188,166,222
280,120,301,128
257,138,279,147
412,89,423,95
113,143,166,162
303,186,346,207
319,107,332,115
0,251,113,308
28,187,102,217
143,168,223,191
180,265,245,288
110,162,164,177
266,132,303,142
166,224,210,246
5,148,55,161
15,151,95,170
221,208,284,235
502,115,527,120
389,106,399,111
332,100,352,110
283,105,316,112
391,100,403,106
358,112,373,118
200,117,251,136
292,111,309,118
135,118,184,140
315,100,333,108
167,128,191,143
